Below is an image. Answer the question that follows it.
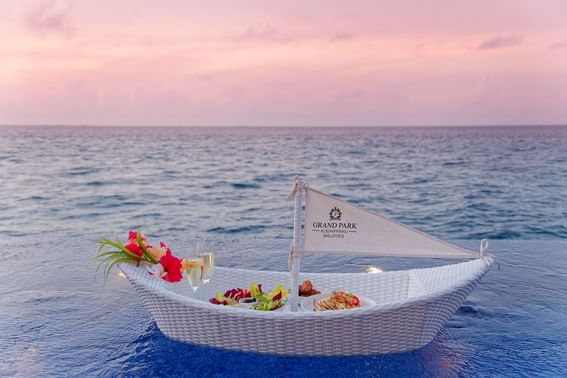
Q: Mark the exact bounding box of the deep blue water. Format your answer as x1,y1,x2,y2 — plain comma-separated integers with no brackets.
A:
1,126,566,377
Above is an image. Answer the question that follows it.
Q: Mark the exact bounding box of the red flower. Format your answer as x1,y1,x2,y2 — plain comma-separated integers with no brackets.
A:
125,231,153,260
159,249,183,282
128,231,146,242
124,241,143,258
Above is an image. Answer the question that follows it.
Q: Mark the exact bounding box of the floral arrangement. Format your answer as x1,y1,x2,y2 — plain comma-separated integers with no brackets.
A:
96,231,291,311
95,231,185,282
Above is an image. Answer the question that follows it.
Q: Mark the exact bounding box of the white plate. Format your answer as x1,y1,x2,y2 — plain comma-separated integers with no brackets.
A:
299,292,375,312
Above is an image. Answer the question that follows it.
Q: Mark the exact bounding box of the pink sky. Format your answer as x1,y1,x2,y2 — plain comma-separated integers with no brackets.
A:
1,0,567,126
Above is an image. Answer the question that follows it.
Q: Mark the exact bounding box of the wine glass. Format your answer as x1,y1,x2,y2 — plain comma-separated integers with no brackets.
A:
196,240,214,284
184,257,204,292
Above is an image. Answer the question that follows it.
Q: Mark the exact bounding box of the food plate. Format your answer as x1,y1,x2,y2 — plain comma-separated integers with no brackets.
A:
299,292,375,312
234,301,287,311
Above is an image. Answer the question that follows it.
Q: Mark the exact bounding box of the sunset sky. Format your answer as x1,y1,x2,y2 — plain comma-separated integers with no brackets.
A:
1,0,567,126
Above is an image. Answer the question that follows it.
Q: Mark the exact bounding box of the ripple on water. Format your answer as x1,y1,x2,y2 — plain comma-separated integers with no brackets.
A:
207,225,267,234
230,182,262,189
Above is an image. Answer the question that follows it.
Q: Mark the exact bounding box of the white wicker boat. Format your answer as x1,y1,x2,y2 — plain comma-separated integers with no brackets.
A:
121,178,493,356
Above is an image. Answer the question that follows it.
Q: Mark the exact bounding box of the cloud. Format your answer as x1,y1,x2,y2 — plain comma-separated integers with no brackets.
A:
549,40,567,50
413,42,425,56
232,25,293,44
231,24,309,45
345,90,364,99
476,35,522,50
330,32,356,43
26,0,75,38
237,25,276,41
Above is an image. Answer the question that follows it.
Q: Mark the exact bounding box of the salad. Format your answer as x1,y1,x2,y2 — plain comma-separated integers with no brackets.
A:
251,283,288,311
209,282,288,311
209,287,252,306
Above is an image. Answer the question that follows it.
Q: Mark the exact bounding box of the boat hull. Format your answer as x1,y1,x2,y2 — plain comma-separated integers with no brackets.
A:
122,258,492,356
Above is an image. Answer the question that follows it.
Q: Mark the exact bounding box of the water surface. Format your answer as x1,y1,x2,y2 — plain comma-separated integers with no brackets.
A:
0,126,566,377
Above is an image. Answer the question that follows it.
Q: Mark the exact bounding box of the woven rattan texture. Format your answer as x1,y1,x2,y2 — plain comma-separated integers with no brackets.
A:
121,258,491,355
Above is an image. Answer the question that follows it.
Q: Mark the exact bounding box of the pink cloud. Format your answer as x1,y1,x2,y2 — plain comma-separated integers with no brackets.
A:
329,32,357,43
476,35,523,50
233,25,299,44
26,0,75,38
549,40,567,50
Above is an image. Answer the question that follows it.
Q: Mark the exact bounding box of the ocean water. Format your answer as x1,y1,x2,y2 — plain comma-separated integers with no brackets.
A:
0,126,566,377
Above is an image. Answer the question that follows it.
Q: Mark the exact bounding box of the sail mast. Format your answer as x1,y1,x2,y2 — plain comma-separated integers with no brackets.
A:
288,176,304,312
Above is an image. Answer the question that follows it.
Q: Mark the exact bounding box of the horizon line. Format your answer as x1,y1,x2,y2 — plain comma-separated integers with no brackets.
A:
1,124,567,129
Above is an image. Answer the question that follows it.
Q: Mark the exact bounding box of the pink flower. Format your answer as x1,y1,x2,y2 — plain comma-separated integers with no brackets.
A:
124,241,143,259
128,231,144,242
125,231,153,260
147,245,167,261
159,249,182,282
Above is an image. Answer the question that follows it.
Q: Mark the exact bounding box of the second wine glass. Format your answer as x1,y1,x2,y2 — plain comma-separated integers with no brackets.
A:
196,240,214,284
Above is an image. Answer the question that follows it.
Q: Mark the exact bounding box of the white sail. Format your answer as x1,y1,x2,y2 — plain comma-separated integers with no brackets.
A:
302,187,478,258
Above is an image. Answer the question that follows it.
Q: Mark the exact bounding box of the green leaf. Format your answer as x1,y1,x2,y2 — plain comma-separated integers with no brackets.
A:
95,250,122,259
101,237,141,260
136,231,158,264
104,257,131,282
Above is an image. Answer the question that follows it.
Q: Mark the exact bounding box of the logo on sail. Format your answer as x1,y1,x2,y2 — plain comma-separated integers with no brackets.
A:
329,206,342,221
311,206,357,239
